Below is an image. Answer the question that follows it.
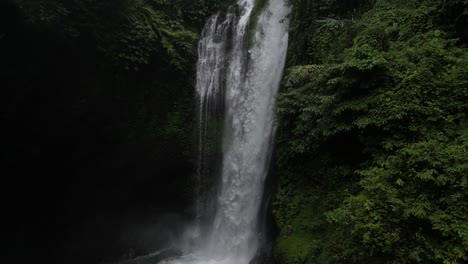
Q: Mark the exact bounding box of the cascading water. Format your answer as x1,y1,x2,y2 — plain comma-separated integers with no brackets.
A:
162,0,290,263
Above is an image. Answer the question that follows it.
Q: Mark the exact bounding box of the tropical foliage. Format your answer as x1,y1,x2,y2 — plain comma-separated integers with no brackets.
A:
3,0,468,263
14,0,226,71
273,0,468,263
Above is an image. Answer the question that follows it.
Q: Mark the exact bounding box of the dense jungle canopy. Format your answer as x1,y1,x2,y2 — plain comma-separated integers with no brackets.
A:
2,0,467,264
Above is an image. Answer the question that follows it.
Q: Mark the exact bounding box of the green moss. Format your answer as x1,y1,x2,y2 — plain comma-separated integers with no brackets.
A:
275,234,318,264
247,0,269,47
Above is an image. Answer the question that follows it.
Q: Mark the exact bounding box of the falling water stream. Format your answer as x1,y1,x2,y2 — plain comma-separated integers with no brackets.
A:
134,1,290,264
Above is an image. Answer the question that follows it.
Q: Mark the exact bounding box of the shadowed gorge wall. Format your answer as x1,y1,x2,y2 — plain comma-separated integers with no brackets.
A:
1,1,226,263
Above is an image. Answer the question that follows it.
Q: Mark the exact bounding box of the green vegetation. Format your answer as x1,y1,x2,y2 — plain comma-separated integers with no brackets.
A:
273,0,468,263
248,0,269,45
13,0,227,71
3,0,468,263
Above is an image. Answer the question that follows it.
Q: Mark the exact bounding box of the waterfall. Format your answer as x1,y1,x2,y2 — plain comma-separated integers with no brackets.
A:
162,0,290,263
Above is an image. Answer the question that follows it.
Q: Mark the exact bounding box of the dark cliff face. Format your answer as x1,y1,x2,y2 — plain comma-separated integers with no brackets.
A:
1,2,202,264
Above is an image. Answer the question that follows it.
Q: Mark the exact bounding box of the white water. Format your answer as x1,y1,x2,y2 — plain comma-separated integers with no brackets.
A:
162,1,290,263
